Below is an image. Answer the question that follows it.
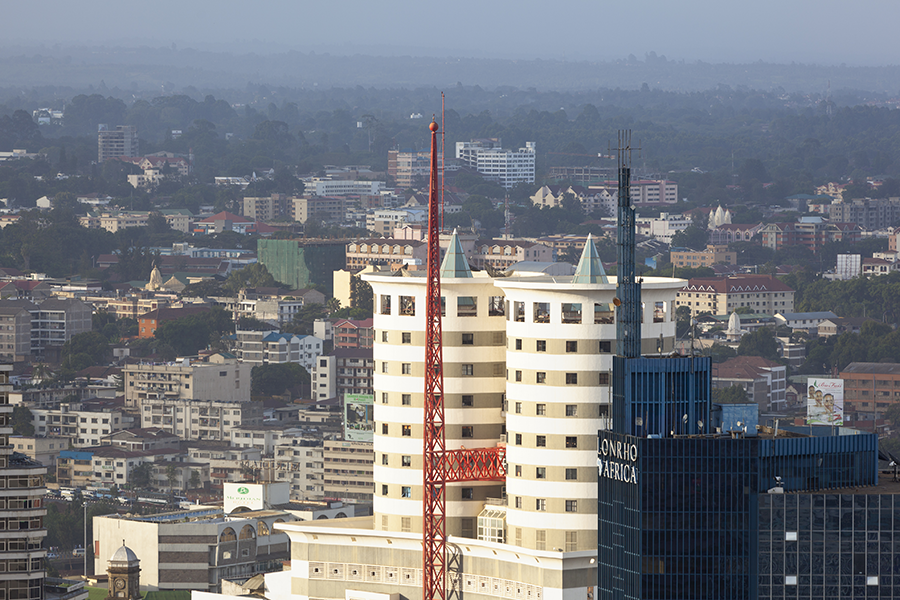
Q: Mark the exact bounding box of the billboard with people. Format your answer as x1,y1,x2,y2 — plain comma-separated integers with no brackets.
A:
806,378,843,426
345,394,374,441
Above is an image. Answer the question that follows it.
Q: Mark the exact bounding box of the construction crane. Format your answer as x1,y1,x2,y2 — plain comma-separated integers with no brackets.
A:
422,118,506,600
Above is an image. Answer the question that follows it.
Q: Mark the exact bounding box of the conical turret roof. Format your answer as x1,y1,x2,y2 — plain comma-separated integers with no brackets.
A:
439,228,473,278
572,234,608,284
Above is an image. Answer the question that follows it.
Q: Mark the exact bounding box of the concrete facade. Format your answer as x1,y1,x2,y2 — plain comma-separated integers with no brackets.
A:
124,354,251,409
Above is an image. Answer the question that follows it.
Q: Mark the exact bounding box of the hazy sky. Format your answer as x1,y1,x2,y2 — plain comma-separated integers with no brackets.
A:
5,0,900,66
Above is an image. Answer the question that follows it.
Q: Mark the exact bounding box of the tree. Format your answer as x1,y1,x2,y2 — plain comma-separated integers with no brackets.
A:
189,470,202,490
284,303,326,336
670,225,709,250
251,363,310,396
130,463,152,489
12,406,34,436
349,276,373,314
707,343,738,363
737,326,781,362
712,385,750,404
61,331,111,371
224,263,278,294
165,465,178,490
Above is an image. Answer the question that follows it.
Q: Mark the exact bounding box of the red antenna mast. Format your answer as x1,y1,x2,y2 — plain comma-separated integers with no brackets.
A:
422,116,448,600
422,106,507,600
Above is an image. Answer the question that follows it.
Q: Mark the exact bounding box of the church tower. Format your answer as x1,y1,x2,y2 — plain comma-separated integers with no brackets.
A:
105,543,141,600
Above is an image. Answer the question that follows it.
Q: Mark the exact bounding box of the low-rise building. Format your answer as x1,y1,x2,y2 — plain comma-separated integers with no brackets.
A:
760,218,861,254
345,238,427,271
32,399,130,447
185,443,262,489
332,348,374,400
100,427,182,452
589,178,678,206
712,355,787,411
93,507,294,592
0,305,32,362
676,274,795,318
229,424,305,456
840,362,900,419
10,435,67,467
57,449,94,488
670,244,737,268
818,316,874,337
774,311,838,333
310,356,337,401
124,352,251,409
708,222,762,245
322,439,373,504
272,439,325,501
333,318,374,349
234,330,323,370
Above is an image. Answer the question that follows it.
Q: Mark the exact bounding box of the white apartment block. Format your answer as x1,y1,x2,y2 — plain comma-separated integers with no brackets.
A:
234,330,323,371
637,212,693,244
228,424,305,455
305,178,385,196
272,440,325,502
311,356,337,400
139,398,263,442
123,354,251,409
456,139,536,189
589,179,678,206
31,401,129,447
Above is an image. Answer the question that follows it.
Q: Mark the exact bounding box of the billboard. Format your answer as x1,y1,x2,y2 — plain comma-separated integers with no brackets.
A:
806,378,844,426
345,394,374,442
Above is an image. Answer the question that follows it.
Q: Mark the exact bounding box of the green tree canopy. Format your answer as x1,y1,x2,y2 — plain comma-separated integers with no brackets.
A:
12,406,34,436
251,363,310,396
711,385,750,404
737,326,781,362
224,263,279,294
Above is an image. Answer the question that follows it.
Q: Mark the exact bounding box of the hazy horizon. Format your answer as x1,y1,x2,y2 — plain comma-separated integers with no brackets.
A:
3,0,900,67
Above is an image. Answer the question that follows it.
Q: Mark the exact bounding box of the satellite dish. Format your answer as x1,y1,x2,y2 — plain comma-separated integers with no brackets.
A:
682,414,688,423
612,297,622,307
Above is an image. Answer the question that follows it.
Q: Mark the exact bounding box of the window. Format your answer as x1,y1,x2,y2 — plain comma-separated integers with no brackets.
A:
536,467,546,479
599,372,610,385
402,455,411,467
566,436,577,448
535,499,546,511
399,295,415,316
401,486,411,498
488,296,505,316
382,454,389,465
514,402,522,414
462,395,473,407
515,433,522,445
566,341,577,353
565,500,577,512
565,468,577,480
515,465,522,476
382,392,388,404
461,487,473,499
402,332,411,344
514,301,525,322
382,424,388,434
533,302,550,323
536,404,546,415
457,296,477,317
402,425,411,437
515,496,522,509
461,364,474,376
565,531,578,552
381,331,388,342
566,373,578,385
380,295,391,315
785,576,797,586
515,339,522,350
599,340,612,353
565,404,577,417
401,517,411,532
462,333,474,345
536,372,546,384
536,435,546,447
382,362,388,373
402,363,411,375
536,340,546,352
654,301,665,323
382,485,388,496
561,303,582,324
402,394,411,406
462,426,473,438
594,302,614,324
515,370,522,382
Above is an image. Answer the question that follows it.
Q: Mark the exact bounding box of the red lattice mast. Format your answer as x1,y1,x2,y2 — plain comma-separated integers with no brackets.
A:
423,118,447,600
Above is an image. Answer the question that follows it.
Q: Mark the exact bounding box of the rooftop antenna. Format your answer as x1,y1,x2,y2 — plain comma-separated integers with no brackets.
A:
611,130,642,358
440,92,445,232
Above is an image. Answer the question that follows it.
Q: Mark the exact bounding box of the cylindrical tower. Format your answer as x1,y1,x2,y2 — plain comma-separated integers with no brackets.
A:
364,259,506,537
493,274,681,552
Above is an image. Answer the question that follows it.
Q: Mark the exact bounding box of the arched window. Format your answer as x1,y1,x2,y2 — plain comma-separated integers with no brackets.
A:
239,524,255,540
335,512,347,519
257,521,270,536
220,527,237,542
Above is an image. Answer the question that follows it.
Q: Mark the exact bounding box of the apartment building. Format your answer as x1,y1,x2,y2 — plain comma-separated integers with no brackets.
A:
56,449,94,488
138,398,263,442
456,139,536,189
387,149,443,187
310,356,337,400
670,244,737,268
241,194,291,221
589,179,678,206
759,218,861,253
0,297,91,358
333,348,374,399
840,362,900,419
469,240,553,271
98,125,138,162
305,178,385,196
333,318,374,349
10,435,67,467
829,197,900,231
365,208,428,238
0,365,47,600
79,211,150,233
322,439,373,504
233,330,323,371
31,399,129,447
0,305,31,362
123,353,251,409
185,443,262,490
229,424,305,455
638,212,692,243
291,196,348,223
272,439,324,501
345,238,427,271
676,274,795,318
